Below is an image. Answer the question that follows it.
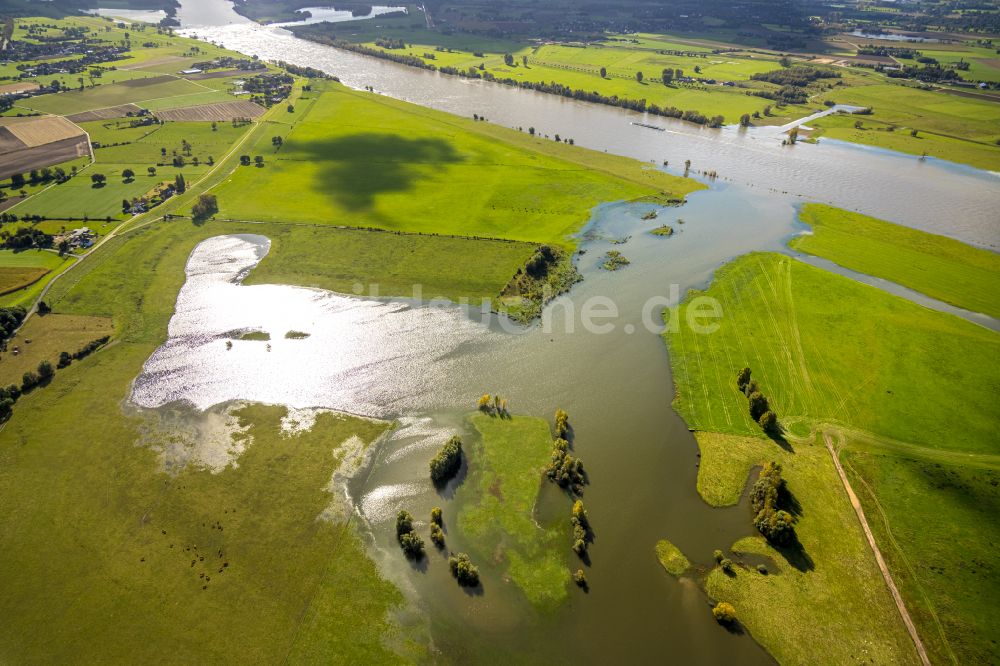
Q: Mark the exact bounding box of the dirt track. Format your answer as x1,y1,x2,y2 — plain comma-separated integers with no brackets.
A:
824,432,931,666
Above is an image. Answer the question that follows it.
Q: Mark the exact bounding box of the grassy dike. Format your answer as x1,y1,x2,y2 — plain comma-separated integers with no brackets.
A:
792,204,1000,318
664,247,999,665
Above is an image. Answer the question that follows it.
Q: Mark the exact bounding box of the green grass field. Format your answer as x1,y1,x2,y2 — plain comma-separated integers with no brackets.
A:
457,413,569,609
214,82,698,246
0,249,74,308
0,313,113,385
21,77,214,115
792,204,1000,318
242,223,535,305
697,432,919,666
667,252,1000,664
654,539,690,576
818,83,1000,146
809,112,1000,171
666,253,999,454
842,448,1000,666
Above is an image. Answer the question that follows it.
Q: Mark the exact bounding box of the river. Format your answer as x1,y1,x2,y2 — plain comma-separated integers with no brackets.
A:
128,1,1000,663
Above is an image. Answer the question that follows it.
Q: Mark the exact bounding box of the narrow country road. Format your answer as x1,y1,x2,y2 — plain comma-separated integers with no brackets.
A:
824,432,931,666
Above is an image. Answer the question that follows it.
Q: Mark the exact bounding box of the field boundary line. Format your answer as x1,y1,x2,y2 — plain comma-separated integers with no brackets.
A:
824,431,931,666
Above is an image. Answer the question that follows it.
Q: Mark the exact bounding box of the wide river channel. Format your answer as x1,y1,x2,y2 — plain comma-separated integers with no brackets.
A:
123,1,1000,662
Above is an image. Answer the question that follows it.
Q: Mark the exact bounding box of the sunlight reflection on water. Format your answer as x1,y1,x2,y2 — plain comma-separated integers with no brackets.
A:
130,234,501,417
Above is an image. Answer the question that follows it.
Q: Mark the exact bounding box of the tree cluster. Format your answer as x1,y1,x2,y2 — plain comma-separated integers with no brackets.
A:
546,437,586,494
750,462,796,545
1,227,52,250
736,367,778,434
570,499,592,558
429,435,463,486
395,510,425,559
476,393,509,417
191,194,218,221
448,552,480,587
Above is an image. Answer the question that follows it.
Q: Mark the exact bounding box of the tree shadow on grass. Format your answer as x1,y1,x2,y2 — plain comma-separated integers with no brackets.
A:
297,133,464,220
773,533,814,572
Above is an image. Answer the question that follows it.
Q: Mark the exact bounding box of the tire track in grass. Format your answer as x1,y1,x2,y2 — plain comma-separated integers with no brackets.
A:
721,273,764,433
758,257,812,418
782,258,819,412
749,267,803,417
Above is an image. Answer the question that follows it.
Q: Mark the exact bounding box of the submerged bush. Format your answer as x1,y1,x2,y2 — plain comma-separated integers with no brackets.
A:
396,510,424,558
573,569,588,588
429,435,463,485
448,552,480,586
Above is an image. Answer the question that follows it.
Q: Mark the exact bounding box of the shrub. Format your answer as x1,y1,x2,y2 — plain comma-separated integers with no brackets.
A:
429,435,463,485
429,523,445,548
395,510,414,537
477,394,491,411
37,360,54,380
736,367,751,391
713,549,724,563
554,408,569,437
430,507,442,526
399,530,425,558
191,193,218,221
748,391,769,421
573,569,587,587
720,558,734,574
448,552,479,586
756,564,768,575
712,602,737,624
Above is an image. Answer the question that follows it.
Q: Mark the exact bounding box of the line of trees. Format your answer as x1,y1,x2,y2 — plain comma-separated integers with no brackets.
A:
736,367,778,434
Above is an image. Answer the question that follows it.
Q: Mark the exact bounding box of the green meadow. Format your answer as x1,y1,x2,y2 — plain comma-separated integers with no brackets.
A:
457,413,569,609
666,251,1000,664
695,432,919,666
667,253,999,453
842,448,1000,666
0,249,74,308
817,83,1000,146
215,82,698,246
809,111,1000,171
792,204,1000,318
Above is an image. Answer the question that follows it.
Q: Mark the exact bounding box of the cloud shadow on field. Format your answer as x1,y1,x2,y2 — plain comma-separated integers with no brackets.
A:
297,133,464,216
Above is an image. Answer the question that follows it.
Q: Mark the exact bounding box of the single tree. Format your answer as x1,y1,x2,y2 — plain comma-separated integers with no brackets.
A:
90,173,107,187
662,68,673,85
635,71,643,83
599,66,607,78
122,168,135,181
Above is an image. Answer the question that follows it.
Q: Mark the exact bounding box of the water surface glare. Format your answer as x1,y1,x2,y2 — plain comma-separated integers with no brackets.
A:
130,235,501,417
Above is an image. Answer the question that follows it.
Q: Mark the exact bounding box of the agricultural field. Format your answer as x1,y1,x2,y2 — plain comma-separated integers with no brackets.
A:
21,76,227,115
0,249,74,309
214,82,699,246
0,313,114,385
0,115,90,180
457,413,569,609
792,204,1000,318
155,100,266,122
666,250,1000,664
